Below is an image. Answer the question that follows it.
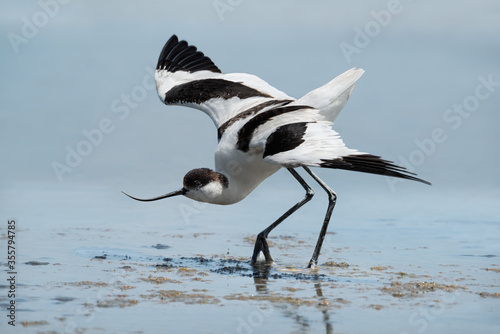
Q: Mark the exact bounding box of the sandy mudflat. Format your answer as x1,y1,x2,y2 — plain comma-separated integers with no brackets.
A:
2,207,499,334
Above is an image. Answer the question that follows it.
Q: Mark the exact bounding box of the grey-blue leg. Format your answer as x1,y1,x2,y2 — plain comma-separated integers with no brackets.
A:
303,166,337,268
251,168,314,265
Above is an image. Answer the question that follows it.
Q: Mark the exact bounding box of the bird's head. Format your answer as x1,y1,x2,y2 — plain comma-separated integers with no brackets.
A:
122,168,229,204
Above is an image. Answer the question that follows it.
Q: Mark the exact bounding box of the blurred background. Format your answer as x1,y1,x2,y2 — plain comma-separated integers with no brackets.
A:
1,0,499,243
1,1,500,333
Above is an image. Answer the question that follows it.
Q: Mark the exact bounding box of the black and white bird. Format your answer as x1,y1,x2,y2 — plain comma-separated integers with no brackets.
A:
123,35,430,268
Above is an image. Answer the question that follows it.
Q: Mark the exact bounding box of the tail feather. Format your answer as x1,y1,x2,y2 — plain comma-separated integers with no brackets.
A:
298,67,364,122
320,154,431,185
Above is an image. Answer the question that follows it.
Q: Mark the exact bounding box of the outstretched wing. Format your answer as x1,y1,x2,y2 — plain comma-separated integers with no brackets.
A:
261,119,430,185
155,35,292,128
156,35,221,74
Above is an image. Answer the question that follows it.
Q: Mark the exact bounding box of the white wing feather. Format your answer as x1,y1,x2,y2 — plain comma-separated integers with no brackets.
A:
263,121,362,168
298,67,364,122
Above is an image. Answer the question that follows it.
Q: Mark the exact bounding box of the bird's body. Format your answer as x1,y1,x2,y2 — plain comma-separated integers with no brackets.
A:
124,35,430,267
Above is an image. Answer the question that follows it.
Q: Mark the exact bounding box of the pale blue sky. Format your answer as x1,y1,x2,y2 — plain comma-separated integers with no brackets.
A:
1,0,499,195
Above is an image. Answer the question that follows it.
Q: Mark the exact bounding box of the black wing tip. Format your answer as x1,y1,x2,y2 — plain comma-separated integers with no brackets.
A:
167,34,179,45
321,154,431,185
156,34,222,74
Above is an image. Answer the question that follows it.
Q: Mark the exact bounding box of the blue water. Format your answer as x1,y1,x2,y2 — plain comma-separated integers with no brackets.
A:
1,1,500,333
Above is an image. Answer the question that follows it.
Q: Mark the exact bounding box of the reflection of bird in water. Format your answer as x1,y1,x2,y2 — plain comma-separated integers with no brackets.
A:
123,35,430,267
253,270,334,334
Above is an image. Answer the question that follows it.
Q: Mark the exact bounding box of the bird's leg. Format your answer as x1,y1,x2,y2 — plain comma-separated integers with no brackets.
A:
251,232,273,264
302,166,337,268
251,168,314,266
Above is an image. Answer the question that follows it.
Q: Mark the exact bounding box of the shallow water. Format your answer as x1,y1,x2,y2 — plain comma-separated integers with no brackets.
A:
1,2,499,332
1,184,499,333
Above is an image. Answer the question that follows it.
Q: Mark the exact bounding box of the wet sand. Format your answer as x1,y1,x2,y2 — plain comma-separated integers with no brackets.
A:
1,206,499,333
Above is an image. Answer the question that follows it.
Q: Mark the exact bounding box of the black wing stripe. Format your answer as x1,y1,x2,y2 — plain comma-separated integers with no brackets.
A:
237,105,314,152
164,79,272,105
320,154,431,185
218,99,293,140
156,34,222,73
263,122,309,158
